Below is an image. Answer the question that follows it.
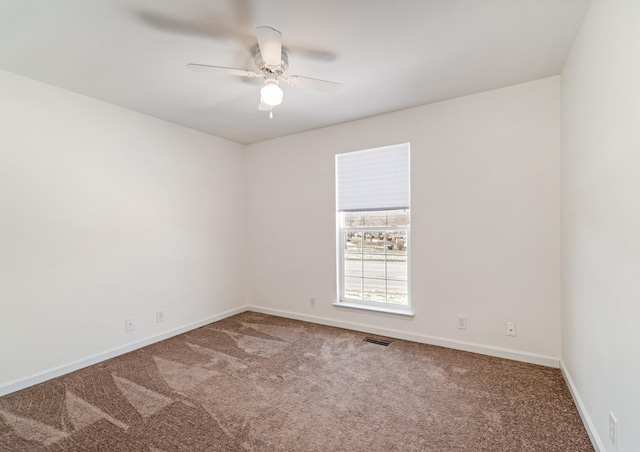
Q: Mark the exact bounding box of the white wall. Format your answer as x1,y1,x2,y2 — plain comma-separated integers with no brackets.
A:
561,1,640,450
0,70,245,390
245,77,561,363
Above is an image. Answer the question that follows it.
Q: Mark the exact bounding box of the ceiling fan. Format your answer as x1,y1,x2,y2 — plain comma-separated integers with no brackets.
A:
187,26,343,118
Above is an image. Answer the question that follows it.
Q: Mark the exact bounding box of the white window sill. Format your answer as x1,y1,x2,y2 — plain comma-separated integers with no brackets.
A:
332,301,414,317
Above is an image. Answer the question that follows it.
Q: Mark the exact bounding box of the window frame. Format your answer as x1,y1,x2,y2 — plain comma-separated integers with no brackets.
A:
334,143,411,316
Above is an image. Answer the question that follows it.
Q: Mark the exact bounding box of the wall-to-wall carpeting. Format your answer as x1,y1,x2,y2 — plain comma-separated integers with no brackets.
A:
0,312,592,451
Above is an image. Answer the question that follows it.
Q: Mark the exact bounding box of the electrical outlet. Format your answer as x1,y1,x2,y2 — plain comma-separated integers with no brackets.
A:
125,318,135,332
457,315,467,330
506,322,516,337
156,310,165,323
309,296,316,307
609,411,618,449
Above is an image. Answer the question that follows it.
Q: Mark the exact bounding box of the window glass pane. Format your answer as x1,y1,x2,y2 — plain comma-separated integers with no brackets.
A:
344,254,363,277
386,231,407,257
382,232,395,252
344,277,362,300
342,212,363,227
362,231,385,255
386,280,408,305
387,209,410,227
363,259,385,279
363,278,387,302
386,257,407,282
344,232,362,252
364,211,387,227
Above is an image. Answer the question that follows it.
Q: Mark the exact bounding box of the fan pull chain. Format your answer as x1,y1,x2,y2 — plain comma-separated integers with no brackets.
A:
269,111,273,119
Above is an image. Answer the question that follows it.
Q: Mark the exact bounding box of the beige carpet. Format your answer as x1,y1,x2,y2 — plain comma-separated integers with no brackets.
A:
0,311,592,451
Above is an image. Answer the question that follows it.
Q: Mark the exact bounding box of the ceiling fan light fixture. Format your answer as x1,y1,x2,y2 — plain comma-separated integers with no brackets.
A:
188,26,343,115
261,79,283,106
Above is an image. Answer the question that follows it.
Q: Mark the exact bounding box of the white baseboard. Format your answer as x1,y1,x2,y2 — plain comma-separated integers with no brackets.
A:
560,359,605,452
247,305,560,368
0,305,247,397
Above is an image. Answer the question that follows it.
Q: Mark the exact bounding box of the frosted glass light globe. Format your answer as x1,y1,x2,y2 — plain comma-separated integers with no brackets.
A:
261,80,283,106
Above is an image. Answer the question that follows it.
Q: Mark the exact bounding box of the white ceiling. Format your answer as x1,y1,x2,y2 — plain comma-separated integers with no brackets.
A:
0,0,590,144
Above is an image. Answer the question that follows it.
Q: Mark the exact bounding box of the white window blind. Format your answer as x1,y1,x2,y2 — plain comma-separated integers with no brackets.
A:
336,143,410,212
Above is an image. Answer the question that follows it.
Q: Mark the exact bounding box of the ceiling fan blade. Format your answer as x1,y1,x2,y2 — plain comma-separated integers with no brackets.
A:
255,26,282,67
283,75,344,93
187,64,260,78
138,12,224,39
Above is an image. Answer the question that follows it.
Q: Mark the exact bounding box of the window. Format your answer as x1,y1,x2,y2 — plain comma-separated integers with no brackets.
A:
336,144,410,312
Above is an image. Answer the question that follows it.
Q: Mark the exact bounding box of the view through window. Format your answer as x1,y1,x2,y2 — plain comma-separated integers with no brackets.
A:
340,209,409,305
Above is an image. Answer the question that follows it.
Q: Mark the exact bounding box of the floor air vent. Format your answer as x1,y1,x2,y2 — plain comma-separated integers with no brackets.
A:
363,337,391,346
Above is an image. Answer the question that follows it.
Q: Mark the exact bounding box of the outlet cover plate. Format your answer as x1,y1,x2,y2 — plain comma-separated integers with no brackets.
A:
125,318,135,332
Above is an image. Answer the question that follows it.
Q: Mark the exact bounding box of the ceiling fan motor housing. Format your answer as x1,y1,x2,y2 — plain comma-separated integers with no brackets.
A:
253,45,289,74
